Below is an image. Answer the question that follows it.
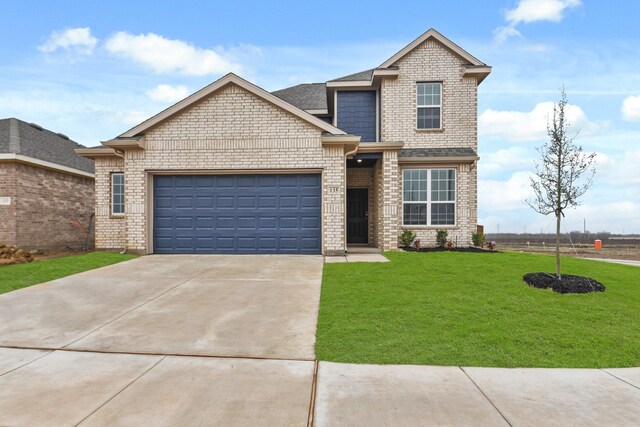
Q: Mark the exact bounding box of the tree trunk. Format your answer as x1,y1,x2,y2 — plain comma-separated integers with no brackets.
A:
556,212,561,280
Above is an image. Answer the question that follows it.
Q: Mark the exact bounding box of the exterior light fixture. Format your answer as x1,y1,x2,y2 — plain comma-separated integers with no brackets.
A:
357,159,363,163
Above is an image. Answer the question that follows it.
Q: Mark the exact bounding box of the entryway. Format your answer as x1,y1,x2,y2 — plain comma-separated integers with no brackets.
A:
347,188,368,244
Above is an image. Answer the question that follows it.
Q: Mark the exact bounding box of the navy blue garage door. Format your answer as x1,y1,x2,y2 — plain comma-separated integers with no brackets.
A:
153,174,322,254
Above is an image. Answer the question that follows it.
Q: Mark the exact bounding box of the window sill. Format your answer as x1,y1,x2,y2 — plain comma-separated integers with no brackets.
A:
110,214,125,219
415,128,445,133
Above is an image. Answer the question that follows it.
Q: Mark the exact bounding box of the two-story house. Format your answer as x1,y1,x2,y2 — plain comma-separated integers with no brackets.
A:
77,28,490,255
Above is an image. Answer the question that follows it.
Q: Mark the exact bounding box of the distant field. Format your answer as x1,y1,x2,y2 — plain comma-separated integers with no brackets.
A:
486,234,640,261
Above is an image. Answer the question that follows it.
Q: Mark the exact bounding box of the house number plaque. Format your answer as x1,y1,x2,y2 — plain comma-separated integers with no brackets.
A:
0,197,11,205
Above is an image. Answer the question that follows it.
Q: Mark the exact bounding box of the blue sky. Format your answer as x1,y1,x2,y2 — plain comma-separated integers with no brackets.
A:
1,0,639,233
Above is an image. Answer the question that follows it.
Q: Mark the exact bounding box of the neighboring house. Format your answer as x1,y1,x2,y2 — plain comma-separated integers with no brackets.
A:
77,28,490,255
0,118,95,248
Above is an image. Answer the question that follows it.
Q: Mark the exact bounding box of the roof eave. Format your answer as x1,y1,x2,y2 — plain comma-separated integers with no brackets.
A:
75,147,121,158
398,155,479,164
379,28,487,69
119,73,346,138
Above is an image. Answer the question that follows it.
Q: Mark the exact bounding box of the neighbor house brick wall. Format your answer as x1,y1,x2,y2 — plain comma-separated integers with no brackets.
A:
380,38,479,247
94,157,125,249
346,167,376,246
0,162,94,248
95,83,348,254
0,163,18,246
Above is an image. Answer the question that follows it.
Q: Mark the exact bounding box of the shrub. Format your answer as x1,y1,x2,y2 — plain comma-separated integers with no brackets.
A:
436,230,448,248
414,239,421,249
487,241,497,251
472,232,486,248
445,240,455,251
398,229,417,247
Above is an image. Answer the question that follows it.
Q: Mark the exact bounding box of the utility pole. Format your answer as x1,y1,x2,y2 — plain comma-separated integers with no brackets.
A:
583,218,586,234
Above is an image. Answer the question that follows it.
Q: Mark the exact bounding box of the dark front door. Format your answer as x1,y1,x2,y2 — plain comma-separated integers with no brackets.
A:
347,188,368,244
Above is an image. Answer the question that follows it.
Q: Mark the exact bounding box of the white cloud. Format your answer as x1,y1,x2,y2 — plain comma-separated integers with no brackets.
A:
38,27,98,55
505,0,582,25
495,0,581,43
105,32,244,76
479,101,601,142
146,84,189,103
117,111,150,126
621,95,640,121
479,147,535,177
479,171,534,211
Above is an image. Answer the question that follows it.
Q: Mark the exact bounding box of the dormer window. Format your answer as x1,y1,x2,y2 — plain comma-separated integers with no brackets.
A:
416,82,441,129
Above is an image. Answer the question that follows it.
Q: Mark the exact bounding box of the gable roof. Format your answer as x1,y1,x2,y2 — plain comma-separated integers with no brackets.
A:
120,73,346,138
380,28,487,68
0,118,94,173
272,83,327,112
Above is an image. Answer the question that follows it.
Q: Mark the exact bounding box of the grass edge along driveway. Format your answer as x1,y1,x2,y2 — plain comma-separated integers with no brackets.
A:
316,251,640,368
0,252,137,295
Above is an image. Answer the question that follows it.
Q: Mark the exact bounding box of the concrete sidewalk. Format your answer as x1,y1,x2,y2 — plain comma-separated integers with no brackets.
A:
582,257,640,267
2,348,639,426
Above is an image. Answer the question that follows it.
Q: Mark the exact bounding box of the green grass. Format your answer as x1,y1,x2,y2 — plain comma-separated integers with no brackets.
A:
316,251,640,368
0,252,137,295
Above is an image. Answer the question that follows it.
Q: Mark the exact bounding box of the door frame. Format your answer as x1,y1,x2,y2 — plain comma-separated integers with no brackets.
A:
346,187,369,245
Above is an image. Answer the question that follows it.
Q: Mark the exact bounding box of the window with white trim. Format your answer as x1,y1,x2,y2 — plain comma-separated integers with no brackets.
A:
402,168,455,226
416,82,441,129
111,173,125,215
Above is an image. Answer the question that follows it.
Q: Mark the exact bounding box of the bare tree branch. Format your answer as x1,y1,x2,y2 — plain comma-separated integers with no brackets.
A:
525,87,597,279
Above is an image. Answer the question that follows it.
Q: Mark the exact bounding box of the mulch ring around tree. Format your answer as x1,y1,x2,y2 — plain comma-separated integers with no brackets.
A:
523,272,605,294
400,246,498,253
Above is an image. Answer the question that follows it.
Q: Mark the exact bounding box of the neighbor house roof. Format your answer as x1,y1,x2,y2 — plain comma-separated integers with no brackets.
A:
0,118,94,174
271,83,327,112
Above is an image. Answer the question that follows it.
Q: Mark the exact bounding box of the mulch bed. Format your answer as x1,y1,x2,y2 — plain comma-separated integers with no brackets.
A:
400,246,498,253
523,272,605,294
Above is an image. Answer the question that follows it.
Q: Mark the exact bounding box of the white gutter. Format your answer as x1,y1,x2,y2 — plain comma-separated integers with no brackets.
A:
0,153,94,178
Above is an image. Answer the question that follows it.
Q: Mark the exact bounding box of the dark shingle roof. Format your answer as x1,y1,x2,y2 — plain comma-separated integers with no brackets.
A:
328,69,374,82
399,148,478,158
271,83,327,111
0,118,94,173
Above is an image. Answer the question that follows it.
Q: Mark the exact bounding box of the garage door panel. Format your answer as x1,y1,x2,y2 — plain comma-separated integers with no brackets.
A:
153,174,321,254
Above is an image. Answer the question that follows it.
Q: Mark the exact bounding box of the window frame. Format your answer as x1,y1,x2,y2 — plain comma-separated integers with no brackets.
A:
401,167,456,227
111,172,125,216
416,82,442,130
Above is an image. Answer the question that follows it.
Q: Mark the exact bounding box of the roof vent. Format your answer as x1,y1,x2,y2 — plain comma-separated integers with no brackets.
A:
29,122,44,131
56,132,70,140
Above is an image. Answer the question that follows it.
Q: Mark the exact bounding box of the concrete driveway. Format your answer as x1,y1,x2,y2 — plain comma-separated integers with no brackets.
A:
0,255,323,359
1,254,639,426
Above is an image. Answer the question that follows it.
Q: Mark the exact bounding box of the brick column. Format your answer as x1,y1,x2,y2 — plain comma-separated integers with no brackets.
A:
124,149,147,253
322,145,346,255
380,150,399,251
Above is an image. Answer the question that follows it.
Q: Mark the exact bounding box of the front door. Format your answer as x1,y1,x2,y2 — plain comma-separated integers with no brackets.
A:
347,188,368,244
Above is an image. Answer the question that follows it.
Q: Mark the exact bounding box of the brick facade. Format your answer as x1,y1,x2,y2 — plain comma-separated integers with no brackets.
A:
0,162,94,248
90,33,484,254
95,83,348,255
381,38,479,247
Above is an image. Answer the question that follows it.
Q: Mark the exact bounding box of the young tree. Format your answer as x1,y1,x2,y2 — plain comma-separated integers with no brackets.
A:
527,88,596,279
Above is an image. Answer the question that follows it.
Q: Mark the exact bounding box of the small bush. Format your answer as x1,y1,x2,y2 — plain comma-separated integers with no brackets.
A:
414,239,421,249
472,232,486,247
436,230,448,248
487,241,497,251
445,240,455,251
398,229,417,247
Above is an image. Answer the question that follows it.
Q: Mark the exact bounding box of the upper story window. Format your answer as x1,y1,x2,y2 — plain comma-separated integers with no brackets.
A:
111,173,125,215
402,168,455,226
416,82,442,130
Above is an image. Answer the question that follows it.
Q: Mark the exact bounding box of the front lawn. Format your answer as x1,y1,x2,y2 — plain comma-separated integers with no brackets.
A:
316,251,640,368
0,252,137,295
